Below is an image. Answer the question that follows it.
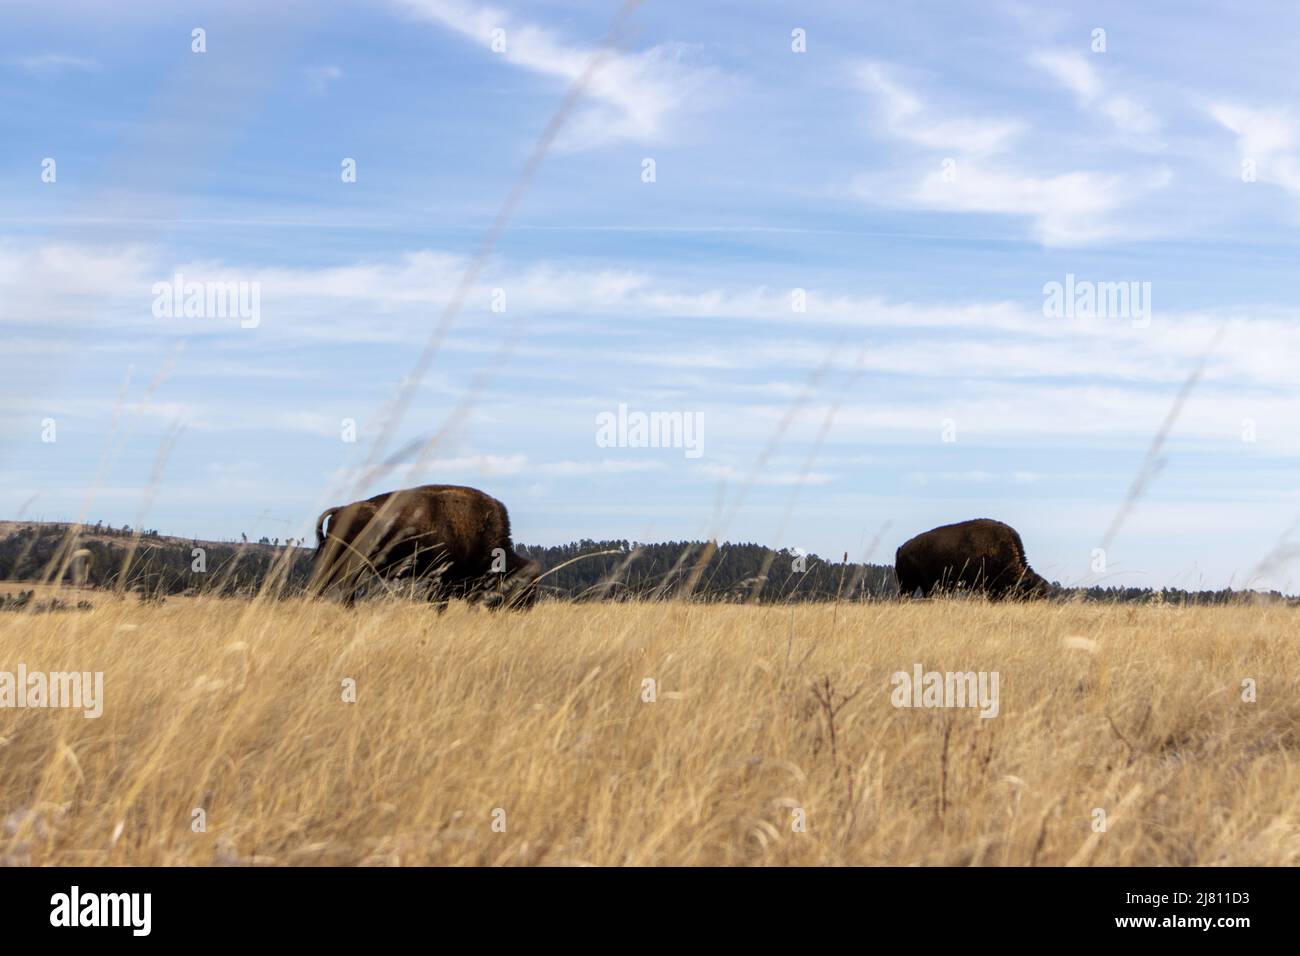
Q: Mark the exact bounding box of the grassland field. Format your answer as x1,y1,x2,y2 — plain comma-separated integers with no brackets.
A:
1,593,1297,866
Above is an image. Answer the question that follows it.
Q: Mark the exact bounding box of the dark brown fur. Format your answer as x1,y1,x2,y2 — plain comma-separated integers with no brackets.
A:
308,484,539,609
895,518,1051,600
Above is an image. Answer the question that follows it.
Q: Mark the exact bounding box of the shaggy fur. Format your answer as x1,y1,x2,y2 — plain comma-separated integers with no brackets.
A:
308,484,538,608
895,518,1051,600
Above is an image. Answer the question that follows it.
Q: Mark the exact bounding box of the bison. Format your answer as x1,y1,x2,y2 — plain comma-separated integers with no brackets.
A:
308,484,539,609
895,518,1051,600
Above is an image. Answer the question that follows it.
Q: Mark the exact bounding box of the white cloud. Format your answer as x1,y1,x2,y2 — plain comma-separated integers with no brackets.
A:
535,459,665,477
6,241,1298,385
304,65,342,94
409,454,664,479
909,470,1038,485
9,242,1300,459
9,54,100,76
1209,102,1300,202
902,163,1172,246
910,470,994,483
851,61,1170,245
854,62,1022,157
383,454,671,487
273,411,339,438
422,453,528,475
701,464,834,486
397,0,725,149
0,242,155,301
1029,50,1160,142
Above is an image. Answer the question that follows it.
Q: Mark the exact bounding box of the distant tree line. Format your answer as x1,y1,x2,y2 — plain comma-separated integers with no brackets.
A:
1066,585,1291,605
516,539,898,602
78,521,164,539
0,523,1293,605
0,524,309,597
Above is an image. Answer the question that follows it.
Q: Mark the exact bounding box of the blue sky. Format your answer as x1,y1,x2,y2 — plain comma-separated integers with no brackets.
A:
3,0,1300,591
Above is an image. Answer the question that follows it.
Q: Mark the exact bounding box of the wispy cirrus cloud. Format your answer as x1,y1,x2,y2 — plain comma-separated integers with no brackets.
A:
304,65,342,94
902,163,1171,246
853,62,1022,157
8,53,100,76
1028,49,1161,144
9,241,1300,399
1209,102,1300,204
396,0,727,150
701,464,834,487
851,60,1170,245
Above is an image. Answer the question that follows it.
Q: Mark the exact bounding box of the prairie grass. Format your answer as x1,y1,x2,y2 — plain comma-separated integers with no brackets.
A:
1,595,1297,865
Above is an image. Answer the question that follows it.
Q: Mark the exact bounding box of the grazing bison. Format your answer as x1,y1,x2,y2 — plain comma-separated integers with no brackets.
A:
895,518,1050,600
308,484,539,609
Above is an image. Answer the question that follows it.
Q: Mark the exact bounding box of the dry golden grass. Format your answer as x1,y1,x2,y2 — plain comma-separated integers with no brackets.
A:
1,595,1297,865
